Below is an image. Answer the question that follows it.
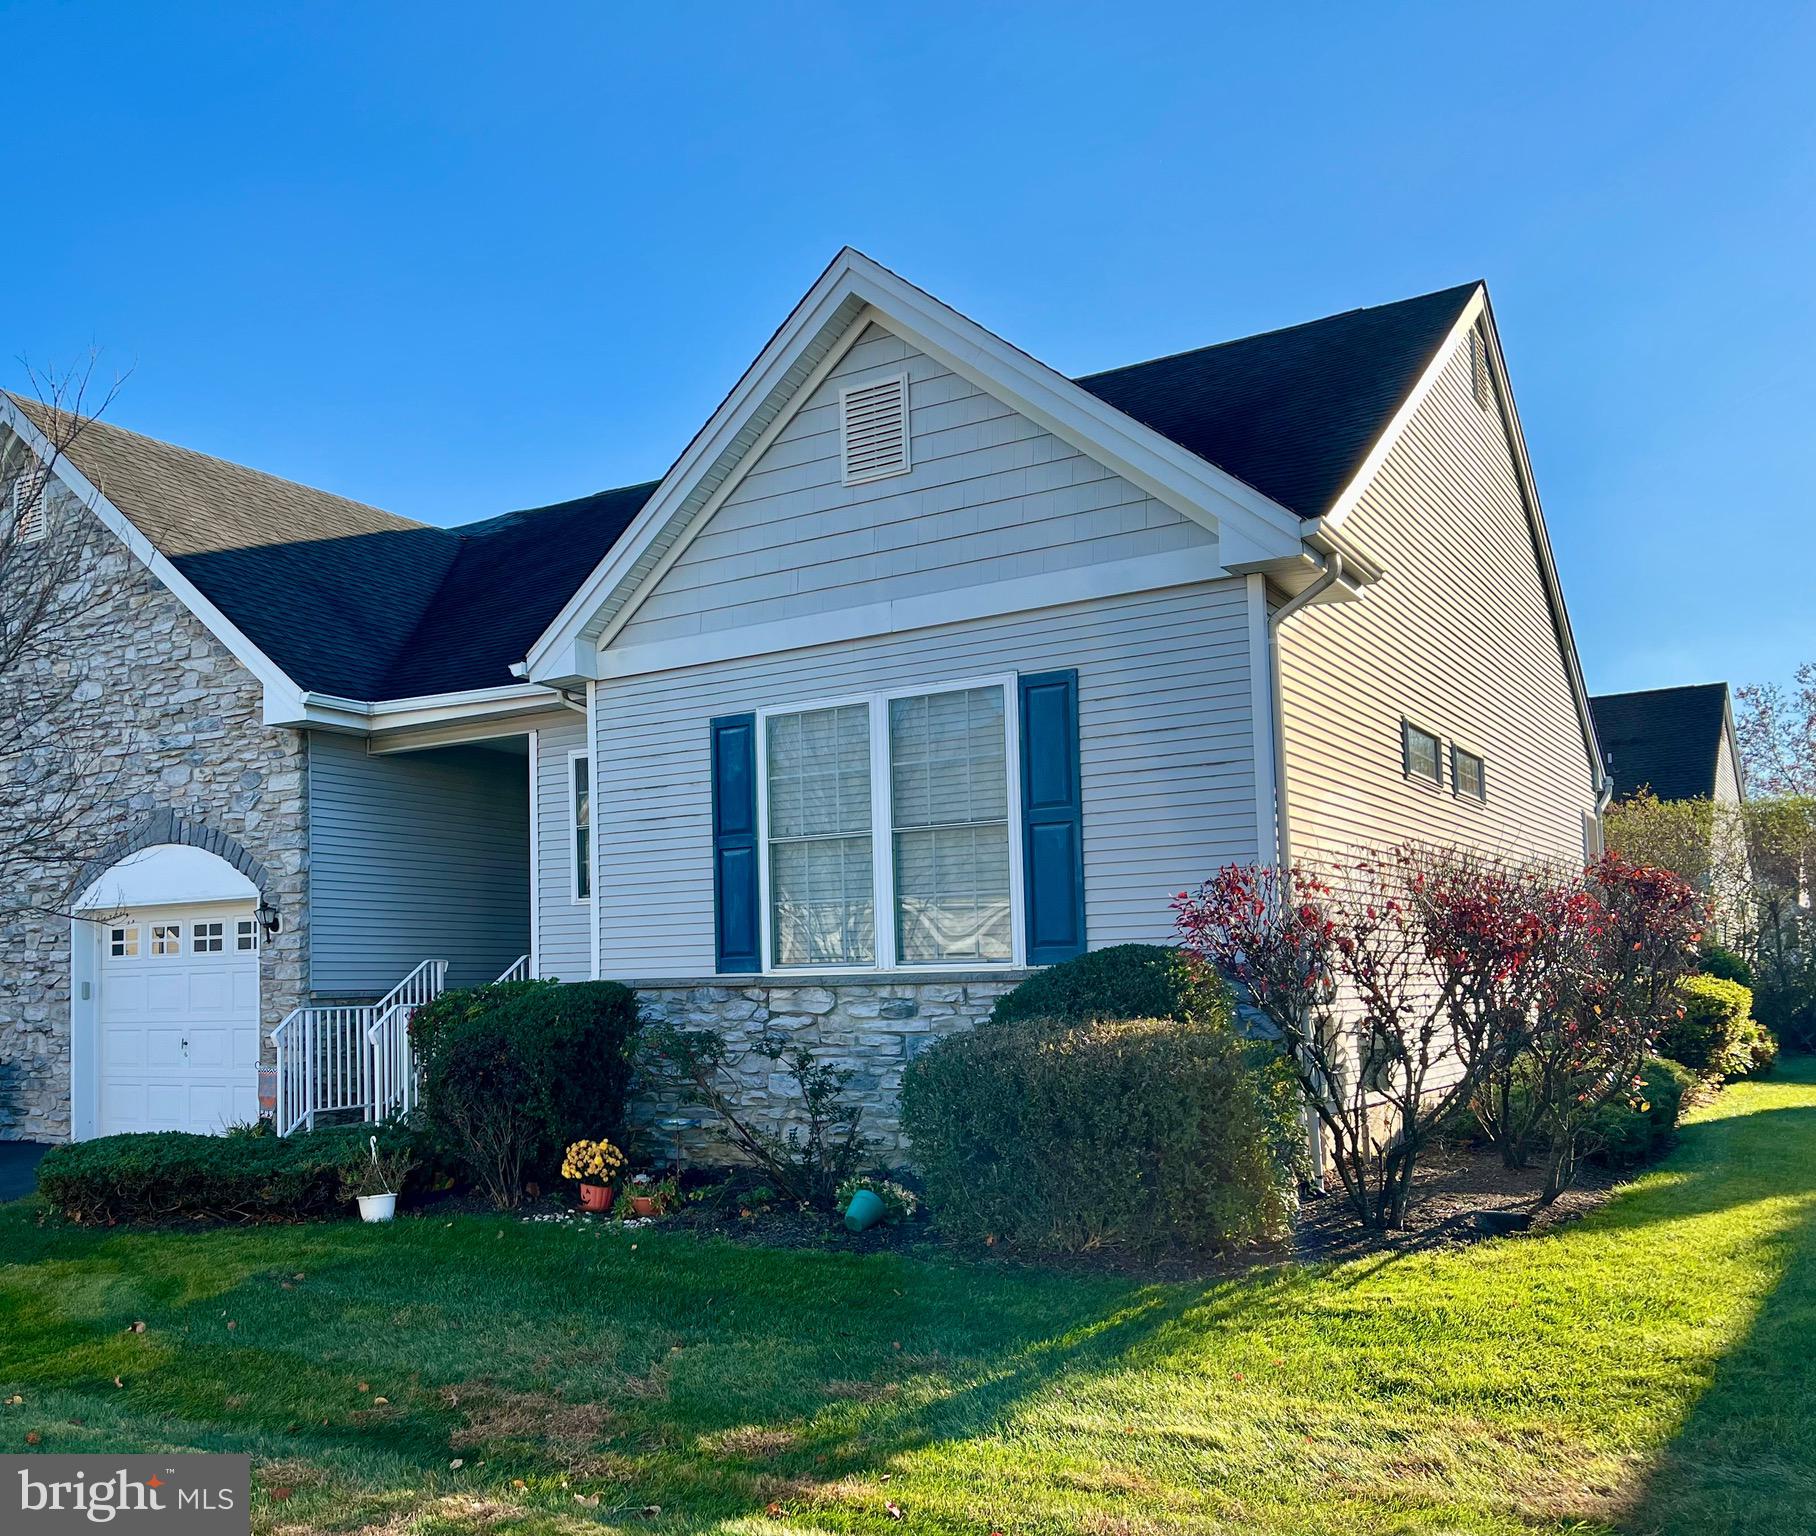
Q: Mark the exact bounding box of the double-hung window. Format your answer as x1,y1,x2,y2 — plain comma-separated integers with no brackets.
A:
760,680,1018,971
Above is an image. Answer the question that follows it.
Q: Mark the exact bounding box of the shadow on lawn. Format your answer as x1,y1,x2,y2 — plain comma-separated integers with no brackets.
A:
1618,1087,1816,1534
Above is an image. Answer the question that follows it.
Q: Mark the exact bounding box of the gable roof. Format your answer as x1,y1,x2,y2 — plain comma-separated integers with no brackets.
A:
8,262,1525,713
1074,283,1481,519
1589,683,1734,802
7,394,655,700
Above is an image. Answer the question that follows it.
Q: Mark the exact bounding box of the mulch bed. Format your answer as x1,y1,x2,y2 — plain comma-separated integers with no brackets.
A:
417,1141,1627,1280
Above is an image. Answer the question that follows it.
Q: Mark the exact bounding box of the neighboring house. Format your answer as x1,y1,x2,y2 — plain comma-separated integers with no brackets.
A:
1589,682,1750,933
1588,683,1746,809
0,249,1604,1150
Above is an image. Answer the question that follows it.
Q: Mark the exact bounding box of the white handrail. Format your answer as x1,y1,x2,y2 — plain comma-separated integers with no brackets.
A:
272,958,448,1134
495,955,531,983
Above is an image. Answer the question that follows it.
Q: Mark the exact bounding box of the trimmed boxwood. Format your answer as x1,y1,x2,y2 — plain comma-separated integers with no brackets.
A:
901,1008,1295,1258
989,943,1218,1027
36,1123,410,1224
1661,975,1773,1079
410,979,641,1206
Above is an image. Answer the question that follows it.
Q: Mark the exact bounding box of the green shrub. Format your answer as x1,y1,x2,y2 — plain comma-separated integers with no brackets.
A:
1730,1016,1779,1078
35,1124,411,1224
412,979,640,1208
900,1007,1295,1258
989,943,1222,1027
1661,975,1761,1078
1753,975,1816,1054
1698,943,1754,988
1584,1056,1694,1167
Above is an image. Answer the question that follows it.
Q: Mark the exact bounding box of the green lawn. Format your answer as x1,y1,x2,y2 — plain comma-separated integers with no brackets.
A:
4,1067,1815,1536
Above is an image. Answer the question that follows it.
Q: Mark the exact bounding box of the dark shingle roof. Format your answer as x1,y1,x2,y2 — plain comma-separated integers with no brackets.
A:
11,393,654,700
12,280,1485,701
376,483,657,697
1589,684,1733,803
1074,283,1480,517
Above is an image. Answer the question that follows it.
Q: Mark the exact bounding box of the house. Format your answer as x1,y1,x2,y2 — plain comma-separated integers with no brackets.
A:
1589,682,1750,936
1588,683,1746,809
0,250,1604,1150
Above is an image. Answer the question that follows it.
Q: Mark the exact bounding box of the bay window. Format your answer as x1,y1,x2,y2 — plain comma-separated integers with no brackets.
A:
760,679,1019,971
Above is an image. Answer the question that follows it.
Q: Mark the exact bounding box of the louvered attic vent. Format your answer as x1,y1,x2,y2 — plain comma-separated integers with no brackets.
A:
1469,322,1492,411
839,373,910,484
10,476,46,544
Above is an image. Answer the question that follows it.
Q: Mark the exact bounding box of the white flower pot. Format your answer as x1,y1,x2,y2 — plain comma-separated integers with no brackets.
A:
358,1192,397,1223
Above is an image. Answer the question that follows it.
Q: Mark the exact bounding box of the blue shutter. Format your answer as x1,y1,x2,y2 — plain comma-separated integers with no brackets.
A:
1018,670,1085,965
710,713,760,973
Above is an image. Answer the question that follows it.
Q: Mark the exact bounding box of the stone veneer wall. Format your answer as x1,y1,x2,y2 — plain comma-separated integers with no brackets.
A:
630,974,1026,1163
0,475,309,1140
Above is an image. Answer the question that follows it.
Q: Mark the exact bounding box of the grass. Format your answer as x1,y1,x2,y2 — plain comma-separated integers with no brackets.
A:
4,1068,1816,1536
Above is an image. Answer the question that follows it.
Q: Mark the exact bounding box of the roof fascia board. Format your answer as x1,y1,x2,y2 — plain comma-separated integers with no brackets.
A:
275,681,569,735
1479,297,1604,789
0,395,308,722
1318,285,1486,534
524,248,1309,683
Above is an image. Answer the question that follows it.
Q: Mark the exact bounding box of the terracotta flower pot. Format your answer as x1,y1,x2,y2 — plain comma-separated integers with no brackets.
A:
578,1182,615,1214
631,1195,656,1217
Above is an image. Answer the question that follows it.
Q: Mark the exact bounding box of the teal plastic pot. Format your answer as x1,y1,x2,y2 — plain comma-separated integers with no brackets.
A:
843,1189,886,1232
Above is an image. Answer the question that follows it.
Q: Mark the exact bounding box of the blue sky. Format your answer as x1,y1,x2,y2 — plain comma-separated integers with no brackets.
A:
9,3,1813,693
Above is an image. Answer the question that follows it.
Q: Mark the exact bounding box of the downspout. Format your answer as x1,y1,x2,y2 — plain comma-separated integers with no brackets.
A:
1265,551,1344,871
1263,550,1345,1191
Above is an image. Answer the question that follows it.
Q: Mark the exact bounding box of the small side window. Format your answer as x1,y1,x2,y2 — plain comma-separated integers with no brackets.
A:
1453,747,1486,802
570,752,592,901
1402,720,1442,784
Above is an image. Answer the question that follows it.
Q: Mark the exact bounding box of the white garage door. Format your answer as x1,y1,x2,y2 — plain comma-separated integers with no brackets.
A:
98,900,261,1135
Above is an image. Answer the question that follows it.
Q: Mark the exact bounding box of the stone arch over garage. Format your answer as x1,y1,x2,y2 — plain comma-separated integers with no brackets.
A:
74,807,273,903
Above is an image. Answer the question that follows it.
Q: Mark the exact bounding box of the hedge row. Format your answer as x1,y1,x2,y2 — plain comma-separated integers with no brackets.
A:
36,1124,413,1224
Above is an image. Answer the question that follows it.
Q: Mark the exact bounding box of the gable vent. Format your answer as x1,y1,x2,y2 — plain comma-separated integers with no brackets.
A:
839,374,911,485
1469,322,1492,411
10,475,46,544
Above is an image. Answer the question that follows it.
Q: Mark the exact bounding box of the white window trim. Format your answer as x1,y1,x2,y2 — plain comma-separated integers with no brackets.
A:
838,372,912,486
567,748,592,904
753,673,1026,976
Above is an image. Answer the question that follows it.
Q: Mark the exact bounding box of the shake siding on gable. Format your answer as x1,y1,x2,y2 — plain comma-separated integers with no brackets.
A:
613,323,1214,649
1276,339,1596,871
532,711,592,981
593,582,1259,979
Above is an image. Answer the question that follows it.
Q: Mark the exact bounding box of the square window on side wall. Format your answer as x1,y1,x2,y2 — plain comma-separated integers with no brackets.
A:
1402,720,1442,784
1453,746,1486,802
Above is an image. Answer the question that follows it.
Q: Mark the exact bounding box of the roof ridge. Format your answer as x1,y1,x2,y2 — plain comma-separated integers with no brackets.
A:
5,390,431,533
446,478,664,540
1072,281,1484,383
1590,682,1730,700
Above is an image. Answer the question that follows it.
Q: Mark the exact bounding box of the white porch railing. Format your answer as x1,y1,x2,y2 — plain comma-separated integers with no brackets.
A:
271,959,448,1135
495,955,531,983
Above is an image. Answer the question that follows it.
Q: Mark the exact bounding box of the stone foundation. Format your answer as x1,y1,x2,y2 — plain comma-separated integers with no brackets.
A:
629,973,1027,1164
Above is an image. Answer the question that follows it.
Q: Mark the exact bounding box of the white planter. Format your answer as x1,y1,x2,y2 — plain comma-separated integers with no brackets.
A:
358,1192,397,1223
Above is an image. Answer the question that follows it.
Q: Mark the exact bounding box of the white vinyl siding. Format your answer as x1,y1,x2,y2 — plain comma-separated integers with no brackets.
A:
307,732,530,993
593,579,1258,979
614,322,1216,649
532,712,592,980
1276,335,1597,873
